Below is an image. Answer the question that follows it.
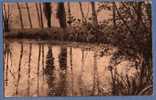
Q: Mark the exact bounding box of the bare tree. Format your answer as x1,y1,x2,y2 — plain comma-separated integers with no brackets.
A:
57,2,67,29
79,2,86,23
91,2,98,27
35,3,41,28
3,3,10,32
39,3,44,28
67,2,72,26
17,3,24,29
25,3,32,28
112,2,116,28
43,3,52,28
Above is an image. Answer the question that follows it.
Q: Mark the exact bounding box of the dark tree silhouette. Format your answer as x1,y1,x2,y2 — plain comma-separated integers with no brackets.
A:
3,4,10,32
39,3,44,28
79,2,86,23
67,2,72,26
57,2,67,29
43,3,52,28
91,2,98,27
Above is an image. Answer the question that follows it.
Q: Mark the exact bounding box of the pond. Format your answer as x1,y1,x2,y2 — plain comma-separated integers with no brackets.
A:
4,39,137,96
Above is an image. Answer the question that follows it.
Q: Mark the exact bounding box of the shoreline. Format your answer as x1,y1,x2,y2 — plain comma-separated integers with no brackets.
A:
4,27,110,44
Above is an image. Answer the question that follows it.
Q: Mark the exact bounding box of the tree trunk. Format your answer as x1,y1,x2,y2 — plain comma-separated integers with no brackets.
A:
67,2,72,26
112,2,116,29
17,3,24,29
3,4,10,32
79,2,86,23
57,3,67,29
39,3,44,28
43,3,52,28
35,3,41,28
91,2,98,27
25,3,33,28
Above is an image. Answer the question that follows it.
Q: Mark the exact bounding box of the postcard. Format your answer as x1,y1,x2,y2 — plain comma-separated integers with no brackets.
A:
2,0,154,97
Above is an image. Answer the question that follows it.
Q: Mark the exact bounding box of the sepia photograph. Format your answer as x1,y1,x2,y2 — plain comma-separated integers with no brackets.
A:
3,0,153,96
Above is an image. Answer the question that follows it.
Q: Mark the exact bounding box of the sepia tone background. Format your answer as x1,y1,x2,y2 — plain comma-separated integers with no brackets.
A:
3,0,153,97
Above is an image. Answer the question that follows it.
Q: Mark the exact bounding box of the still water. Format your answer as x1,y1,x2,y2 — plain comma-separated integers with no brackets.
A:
4,40,136,96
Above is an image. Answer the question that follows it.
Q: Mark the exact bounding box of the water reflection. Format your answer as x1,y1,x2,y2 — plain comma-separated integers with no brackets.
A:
15,43,23,95
44,46,55,96
44,46,68,96
4,40,138,96
58,47,67,96
27,43,32,96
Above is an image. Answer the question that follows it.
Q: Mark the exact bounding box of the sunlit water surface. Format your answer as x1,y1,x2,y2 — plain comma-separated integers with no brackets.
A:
4,40,137,96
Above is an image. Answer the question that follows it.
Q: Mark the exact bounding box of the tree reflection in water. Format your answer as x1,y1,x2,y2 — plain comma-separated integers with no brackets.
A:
44,46,67,96
58,47,67,96
44,46,55,96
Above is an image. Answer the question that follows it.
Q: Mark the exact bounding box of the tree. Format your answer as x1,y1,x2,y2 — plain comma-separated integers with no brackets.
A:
17,3,24,29
112,2,116,28
43,3,52,28
91,2,98,27
57,2,67,29
67,2,72,26
79,2,86,23
39,3,44,28
25,3,32,28
3,3,10,32
35,3,41,28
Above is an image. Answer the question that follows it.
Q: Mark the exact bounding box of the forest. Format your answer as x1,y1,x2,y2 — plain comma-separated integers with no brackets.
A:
3,0,153,96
